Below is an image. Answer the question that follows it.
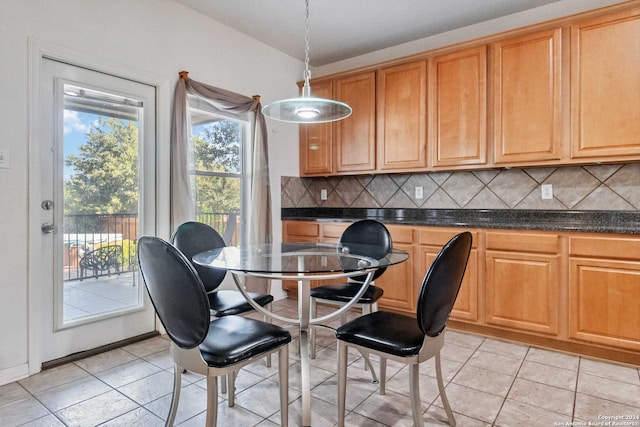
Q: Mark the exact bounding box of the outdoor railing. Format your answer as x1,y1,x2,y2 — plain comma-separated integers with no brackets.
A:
63,211,238,281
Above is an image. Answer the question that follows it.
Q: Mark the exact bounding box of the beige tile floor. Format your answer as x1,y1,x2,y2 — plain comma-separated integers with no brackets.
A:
1,298,639,426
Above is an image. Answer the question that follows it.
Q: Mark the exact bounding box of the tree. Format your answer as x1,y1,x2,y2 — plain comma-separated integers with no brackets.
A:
193,119,241,214
64,117,138,214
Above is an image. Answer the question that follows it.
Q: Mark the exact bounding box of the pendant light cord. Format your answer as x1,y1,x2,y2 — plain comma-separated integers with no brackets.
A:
302,0,312,97
261,0,352,122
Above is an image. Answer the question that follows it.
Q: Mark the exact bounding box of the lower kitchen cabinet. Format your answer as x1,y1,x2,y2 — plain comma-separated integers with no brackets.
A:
569,235,640,352
485,231,561,336
374,225,416,314
281,220,640,364
419,228,480,322
281,221,322,291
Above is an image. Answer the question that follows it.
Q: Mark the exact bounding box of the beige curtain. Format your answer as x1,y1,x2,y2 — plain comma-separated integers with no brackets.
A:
170,71,272,292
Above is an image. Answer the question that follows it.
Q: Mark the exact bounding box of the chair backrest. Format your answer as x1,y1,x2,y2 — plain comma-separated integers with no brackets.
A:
137,236,210,348
416,231,472,337
172,221,227,293
339,219,393,282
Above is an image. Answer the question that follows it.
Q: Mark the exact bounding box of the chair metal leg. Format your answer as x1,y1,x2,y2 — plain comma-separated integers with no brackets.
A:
265,302,273,367
409,364,423,427
167,363,182,427
220,375,227,394
337,340,348,427
205,374,218,427
357,349,378,383
279,345,289,427
379,357,387,395
361,304,373,373
228,370,236,407
310,298,317,359
436,352,456,426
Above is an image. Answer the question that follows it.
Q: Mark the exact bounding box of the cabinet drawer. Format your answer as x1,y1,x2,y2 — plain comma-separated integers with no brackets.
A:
570,236,640,260
419,228,478,248
284,222,319,238
387,225,414,244
322,223,347,239
486,231,559,253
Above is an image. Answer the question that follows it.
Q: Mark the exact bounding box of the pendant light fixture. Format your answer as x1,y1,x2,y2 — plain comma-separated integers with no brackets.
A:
262,0,352,123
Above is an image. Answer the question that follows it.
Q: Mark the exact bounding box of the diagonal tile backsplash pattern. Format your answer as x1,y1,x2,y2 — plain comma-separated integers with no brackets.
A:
281,164,640,210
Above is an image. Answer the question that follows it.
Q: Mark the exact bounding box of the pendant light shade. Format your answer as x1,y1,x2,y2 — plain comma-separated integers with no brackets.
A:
262,0,352,124
262,87,352,124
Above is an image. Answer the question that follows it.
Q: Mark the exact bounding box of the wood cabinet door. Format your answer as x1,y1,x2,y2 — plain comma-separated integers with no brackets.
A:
335,72,376,173
420,246,479,322
485,251,560,335
571,8,640,160
376,243,415,313
299,80,333,175
281,221,320,291
377,61,427,171
493,28,563,164
429,45,487,168
569,257,640,351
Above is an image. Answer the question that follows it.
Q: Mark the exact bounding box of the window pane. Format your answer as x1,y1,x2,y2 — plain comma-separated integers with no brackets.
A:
194,174,240,246
193,120,241,174
190,107,244,246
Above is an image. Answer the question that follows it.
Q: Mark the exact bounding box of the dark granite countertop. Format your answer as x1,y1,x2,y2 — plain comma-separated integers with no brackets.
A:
281,208,640,235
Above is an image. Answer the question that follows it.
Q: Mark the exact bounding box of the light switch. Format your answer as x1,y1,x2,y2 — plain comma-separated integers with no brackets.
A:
541,184,553,200
320,189,327,200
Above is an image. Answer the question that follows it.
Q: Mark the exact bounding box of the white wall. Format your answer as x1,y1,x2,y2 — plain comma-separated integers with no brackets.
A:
0,0,301,385
314,0,625,76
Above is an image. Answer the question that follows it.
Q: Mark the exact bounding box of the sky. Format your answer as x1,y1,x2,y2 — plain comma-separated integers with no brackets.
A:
63,109,96,178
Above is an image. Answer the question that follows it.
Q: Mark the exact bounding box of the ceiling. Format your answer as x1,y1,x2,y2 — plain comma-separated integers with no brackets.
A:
173,0,562,66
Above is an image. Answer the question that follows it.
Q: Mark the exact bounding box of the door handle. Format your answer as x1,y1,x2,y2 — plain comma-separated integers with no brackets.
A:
41,222,55,234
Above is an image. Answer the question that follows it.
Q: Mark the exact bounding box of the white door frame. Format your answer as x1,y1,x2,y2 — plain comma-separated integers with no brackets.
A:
27,38,171,375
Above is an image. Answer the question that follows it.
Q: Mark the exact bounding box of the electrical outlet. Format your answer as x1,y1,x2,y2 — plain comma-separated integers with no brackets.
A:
320,189,328,200
541,184,553,200
414,186,424,199
0,148,9,169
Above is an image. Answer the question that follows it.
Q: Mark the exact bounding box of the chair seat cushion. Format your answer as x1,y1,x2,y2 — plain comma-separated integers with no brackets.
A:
208,290,274,317
199,315,291,367
310,283,383,304
336,311,423,357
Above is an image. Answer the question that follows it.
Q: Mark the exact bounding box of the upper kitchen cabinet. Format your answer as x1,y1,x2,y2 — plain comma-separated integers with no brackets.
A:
334,71,376,173
429,45,487,168
571,8,640,160
377,60,428,172
492,28,564,165
299,80,333,175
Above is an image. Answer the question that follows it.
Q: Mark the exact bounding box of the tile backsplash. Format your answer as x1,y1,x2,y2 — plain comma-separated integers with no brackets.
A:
281,163,640,211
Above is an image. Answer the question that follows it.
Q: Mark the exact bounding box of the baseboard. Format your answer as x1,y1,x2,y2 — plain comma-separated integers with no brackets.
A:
41,331,160,370
0,363,30,387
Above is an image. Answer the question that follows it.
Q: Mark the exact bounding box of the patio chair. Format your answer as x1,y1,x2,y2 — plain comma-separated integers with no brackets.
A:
79,244,123,279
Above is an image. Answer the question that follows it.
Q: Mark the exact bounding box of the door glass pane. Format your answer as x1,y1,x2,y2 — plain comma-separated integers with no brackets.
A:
61,84,143,325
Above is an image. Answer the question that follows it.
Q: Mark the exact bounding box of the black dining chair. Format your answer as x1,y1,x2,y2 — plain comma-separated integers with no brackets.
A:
137,236,291,427
309,219,392,359
336,231,472,427
172,221,274,318
172,221,275,400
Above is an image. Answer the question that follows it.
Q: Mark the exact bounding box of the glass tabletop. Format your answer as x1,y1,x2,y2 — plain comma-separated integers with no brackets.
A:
192,242,409,274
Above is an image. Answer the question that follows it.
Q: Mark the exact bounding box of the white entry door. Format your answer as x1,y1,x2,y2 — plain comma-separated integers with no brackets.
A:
37,58,157,363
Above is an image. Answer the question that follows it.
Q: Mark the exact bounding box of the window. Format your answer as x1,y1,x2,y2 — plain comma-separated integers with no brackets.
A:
189,97,248,246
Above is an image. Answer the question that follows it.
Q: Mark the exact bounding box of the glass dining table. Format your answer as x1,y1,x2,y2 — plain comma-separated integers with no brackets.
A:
192,241,409,426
